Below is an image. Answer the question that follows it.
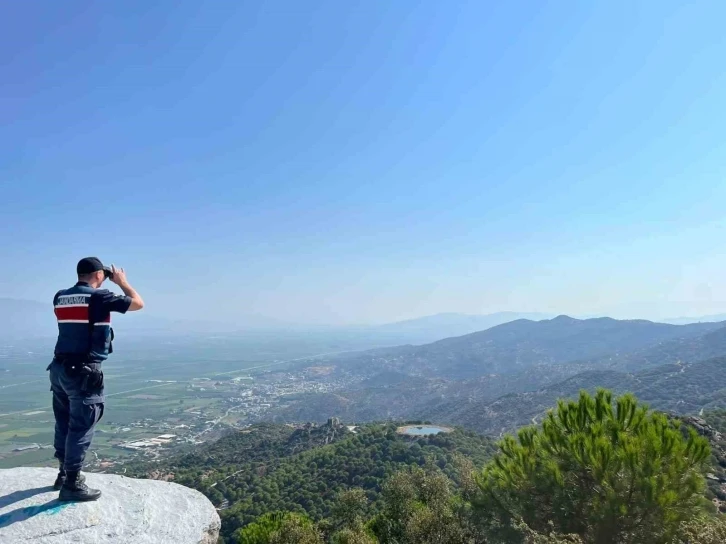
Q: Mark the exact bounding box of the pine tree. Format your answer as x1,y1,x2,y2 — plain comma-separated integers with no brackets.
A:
269,515,323,544
370,465,474,544
236,512,319,544
474,389,711,543
330,488,377,543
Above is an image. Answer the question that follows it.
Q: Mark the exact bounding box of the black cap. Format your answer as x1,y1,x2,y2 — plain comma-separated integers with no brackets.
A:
77,257,111,277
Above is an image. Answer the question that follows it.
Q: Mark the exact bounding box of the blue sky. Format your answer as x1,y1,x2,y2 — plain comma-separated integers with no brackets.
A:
3,1,726,325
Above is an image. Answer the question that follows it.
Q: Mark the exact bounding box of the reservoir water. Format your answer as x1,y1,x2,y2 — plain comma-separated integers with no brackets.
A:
399,425,450,436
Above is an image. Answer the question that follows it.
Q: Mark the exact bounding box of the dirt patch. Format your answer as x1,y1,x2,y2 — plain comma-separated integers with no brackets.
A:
306,366,335,376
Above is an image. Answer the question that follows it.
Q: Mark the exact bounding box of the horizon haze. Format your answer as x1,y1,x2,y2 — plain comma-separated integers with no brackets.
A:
3,297,726,345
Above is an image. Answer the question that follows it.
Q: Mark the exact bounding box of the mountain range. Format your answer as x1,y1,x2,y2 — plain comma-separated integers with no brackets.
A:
4,296,725,345
361,311,553,343
0,297,290,340
266,315,726,431
326,315,725,378
0,298,54,339
663,313,726,325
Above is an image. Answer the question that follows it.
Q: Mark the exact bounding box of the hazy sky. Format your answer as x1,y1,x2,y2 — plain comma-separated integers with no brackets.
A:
3,1,726,325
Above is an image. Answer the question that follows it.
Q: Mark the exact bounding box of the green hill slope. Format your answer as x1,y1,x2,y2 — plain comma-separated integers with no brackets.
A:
125,421,495,542
426,356,726,435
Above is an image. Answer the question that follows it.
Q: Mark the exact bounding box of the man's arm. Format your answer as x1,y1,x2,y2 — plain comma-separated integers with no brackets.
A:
109,265,145,311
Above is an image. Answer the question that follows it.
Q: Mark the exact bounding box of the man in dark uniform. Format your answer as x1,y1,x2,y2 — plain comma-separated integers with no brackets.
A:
49,257,144,501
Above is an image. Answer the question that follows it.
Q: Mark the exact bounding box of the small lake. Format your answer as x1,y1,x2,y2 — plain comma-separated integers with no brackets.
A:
398,425,451,436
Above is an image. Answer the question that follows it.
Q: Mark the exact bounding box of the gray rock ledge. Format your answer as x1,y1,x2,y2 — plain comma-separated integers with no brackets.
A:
0,467,220,543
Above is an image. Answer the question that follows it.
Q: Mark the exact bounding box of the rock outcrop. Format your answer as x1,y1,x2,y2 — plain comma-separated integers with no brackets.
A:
0,467,220,543
679,415,723,441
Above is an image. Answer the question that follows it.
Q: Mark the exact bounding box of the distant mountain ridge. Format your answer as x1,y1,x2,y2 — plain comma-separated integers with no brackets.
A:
331,315,725,379
0,299,551,344
663,313,726,325
0,298,54,339
364,311,553,343
0,297,305,340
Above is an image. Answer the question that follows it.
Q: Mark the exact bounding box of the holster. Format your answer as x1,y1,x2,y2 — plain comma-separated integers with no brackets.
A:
80,365,104,393
54,357,104,393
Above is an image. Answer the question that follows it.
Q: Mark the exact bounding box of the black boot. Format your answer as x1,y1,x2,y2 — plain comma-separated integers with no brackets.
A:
59,470,101,502
53,464,86,491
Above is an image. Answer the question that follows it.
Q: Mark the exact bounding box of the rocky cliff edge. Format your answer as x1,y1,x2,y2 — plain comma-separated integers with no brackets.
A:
0,467,220,543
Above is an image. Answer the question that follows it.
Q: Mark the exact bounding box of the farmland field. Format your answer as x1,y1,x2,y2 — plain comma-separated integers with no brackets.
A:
0,330,373,469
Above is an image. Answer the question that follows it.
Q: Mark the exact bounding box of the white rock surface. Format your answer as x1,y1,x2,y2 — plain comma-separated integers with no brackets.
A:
0,467,220,543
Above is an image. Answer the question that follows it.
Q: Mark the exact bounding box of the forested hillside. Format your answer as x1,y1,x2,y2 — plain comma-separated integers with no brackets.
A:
127,390,726,543
591,325,726,370
118,317,726,542
126,421,495,542
265,318,726,428
700,409,726,505
426,356,726,435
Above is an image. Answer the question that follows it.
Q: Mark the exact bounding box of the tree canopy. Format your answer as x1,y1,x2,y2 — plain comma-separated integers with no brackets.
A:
474,389,712,543
126,390,721,544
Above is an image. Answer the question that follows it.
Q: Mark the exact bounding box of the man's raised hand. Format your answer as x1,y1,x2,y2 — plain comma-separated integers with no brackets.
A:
109,265,128,287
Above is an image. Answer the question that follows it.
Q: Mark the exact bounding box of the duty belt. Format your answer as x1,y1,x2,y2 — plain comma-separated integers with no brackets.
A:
52,356,104,392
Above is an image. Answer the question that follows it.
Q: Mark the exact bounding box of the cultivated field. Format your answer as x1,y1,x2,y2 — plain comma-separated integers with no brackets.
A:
0,332,360,469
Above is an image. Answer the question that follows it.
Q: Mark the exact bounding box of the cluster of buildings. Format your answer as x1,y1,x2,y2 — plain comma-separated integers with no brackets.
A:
181,369,360,424
244,370,355,400
87,367,360,467
118,434,177,451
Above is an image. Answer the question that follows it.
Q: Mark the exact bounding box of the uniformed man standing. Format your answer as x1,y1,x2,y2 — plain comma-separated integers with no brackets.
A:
49,257,144,501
